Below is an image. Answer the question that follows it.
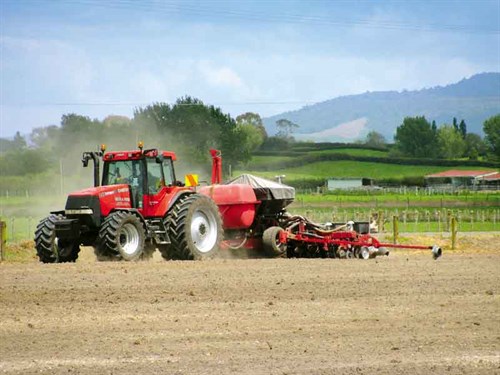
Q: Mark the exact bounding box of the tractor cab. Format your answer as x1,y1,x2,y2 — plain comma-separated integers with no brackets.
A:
95,144,192,219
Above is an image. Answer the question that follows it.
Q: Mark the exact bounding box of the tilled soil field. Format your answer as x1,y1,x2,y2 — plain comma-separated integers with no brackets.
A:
1,247,499,374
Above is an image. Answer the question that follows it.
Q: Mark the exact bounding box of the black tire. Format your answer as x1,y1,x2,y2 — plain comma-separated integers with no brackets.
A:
158,243,174,261
165,194,223,260
34,214,80,263
262,226,286,258
96,211,146,261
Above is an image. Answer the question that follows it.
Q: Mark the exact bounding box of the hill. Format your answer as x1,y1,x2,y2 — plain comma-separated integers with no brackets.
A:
263,72,500,142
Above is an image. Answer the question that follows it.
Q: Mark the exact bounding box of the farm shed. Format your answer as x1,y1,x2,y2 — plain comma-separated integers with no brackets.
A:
327,178,374,191
425,170,500,190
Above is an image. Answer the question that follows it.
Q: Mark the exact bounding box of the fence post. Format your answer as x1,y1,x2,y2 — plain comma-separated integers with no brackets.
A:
0,221,6,261
377,210,383,233
450,216,457,250
393,215,399,244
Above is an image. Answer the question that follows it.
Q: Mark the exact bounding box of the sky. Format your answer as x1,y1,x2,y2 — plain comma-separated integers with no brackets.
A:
1,0,499,138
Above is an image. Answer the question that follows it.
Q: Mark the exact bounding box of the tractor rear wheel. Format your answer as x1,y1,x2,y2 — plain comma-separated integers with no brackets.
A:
96,211,146,261
262,226,286,258
34,214,80,263
165,194,223,260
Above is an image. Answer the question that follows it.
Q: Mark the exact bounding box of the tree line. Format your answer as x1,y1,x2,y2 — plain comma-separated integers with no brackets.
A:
1,96,498,181
0,97,268,177
365,114,500,161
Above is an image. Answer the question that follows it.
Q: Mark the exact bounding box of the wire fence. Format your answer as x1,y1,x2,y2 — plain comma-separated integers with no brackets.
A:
291,208,500,233
1,208,499,243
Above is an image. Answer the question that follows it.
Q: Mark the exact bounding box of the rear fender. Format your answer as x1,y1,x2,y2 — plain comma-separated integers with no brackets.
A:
165,191,195,214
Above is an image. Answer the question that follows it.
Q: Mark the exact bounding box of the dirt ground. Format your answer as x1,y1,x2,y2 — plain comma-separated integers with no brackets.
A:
1,242,499,374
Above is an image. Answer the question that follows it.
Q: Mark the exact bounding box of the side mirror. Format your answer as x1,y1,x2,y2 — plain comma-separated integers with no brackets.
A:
82,153,90,167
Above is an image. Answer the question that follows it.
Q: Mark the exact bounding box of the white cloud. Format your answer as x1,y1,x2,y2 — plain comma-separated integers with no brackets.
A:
198,62,244,88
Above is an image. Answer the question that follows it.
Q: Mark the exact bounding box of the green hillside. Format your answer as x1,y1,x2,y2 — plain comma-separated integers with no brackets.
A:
239,161,490,180
237,144,498,188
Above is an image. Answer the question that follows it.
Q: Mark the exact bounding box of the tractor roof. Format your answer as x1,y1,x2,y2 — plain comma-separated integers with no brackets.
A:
103,149,177,161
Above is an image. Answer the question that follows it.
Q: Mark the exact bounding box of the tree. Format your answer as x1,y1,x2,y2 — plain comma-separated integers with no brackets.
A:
464,133,487,160
483,114,500,159
394,116,438,158
235,124,264,161
235,113,265,156
30,125,59,149
236,112,267,140
134,96,253,171
103,115,131,128
61,114,97,134
437,125,466,159
459,119,467,139
452,117,458,132
0,134,27,153
364,131,386,148
431,120,437,134
59,114,103,153
13,131,27,149
0,149,51,176
275,119,299,140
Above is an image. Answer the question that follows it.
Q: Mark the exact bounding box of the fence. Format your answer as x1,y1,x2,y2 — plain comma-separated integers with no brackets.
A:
0,221,5,261
2,217,37,243
297,186,500,195
293,208,500,233
0,208,498,244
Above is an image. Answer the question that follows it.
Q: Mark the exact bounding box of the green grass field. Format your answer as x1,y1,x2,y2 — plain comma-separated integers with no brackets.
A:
238,160,496,181
245,155,295,169
239,145,498,189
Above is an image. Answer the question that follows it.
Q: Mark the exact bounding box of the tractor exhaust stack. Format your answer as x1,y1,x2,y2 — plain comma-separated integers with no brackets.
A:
210,149,222,184
81,145,105,187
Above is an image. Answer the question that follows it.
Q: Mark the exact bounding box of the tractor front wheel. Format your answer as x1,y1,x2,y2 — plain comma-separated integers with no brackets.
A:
34,214,80,263
165,194,223,260
96,211,146,261
262,226,287,258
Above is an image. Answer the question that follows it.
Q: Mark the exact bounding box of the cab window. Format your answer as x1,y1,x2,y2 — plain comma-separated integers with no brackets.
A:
162,158,175,186
104,160,142,188
146,158,164,195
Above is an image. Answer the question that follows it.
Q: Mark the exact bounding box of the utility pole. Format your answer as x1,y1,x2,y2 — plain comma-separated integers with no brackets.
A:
59,159,64,196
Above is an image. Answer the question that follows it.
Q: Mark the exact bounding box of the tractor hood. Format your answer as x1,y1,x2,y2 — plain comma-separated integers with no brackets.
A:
66,184,132,217
69,184,129,197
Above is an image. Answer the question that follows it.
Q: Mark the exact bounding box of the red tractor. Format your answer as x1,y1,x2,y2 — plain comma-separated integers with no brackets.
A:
35,144,229,262
35,144,441,263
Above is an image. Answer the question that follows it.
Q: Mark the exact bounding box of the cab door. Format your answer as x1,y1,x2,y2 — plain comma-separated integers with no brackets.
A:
142,157,167,217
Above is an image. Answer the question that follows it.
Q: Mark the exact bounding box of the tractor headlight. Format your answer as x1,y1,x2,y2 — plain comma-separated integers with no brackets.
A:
65,209,94,215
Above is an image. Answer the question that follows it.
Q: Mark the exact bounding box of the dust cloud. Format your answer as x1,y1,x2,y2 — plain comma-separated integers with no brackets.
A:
1,112,228,242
